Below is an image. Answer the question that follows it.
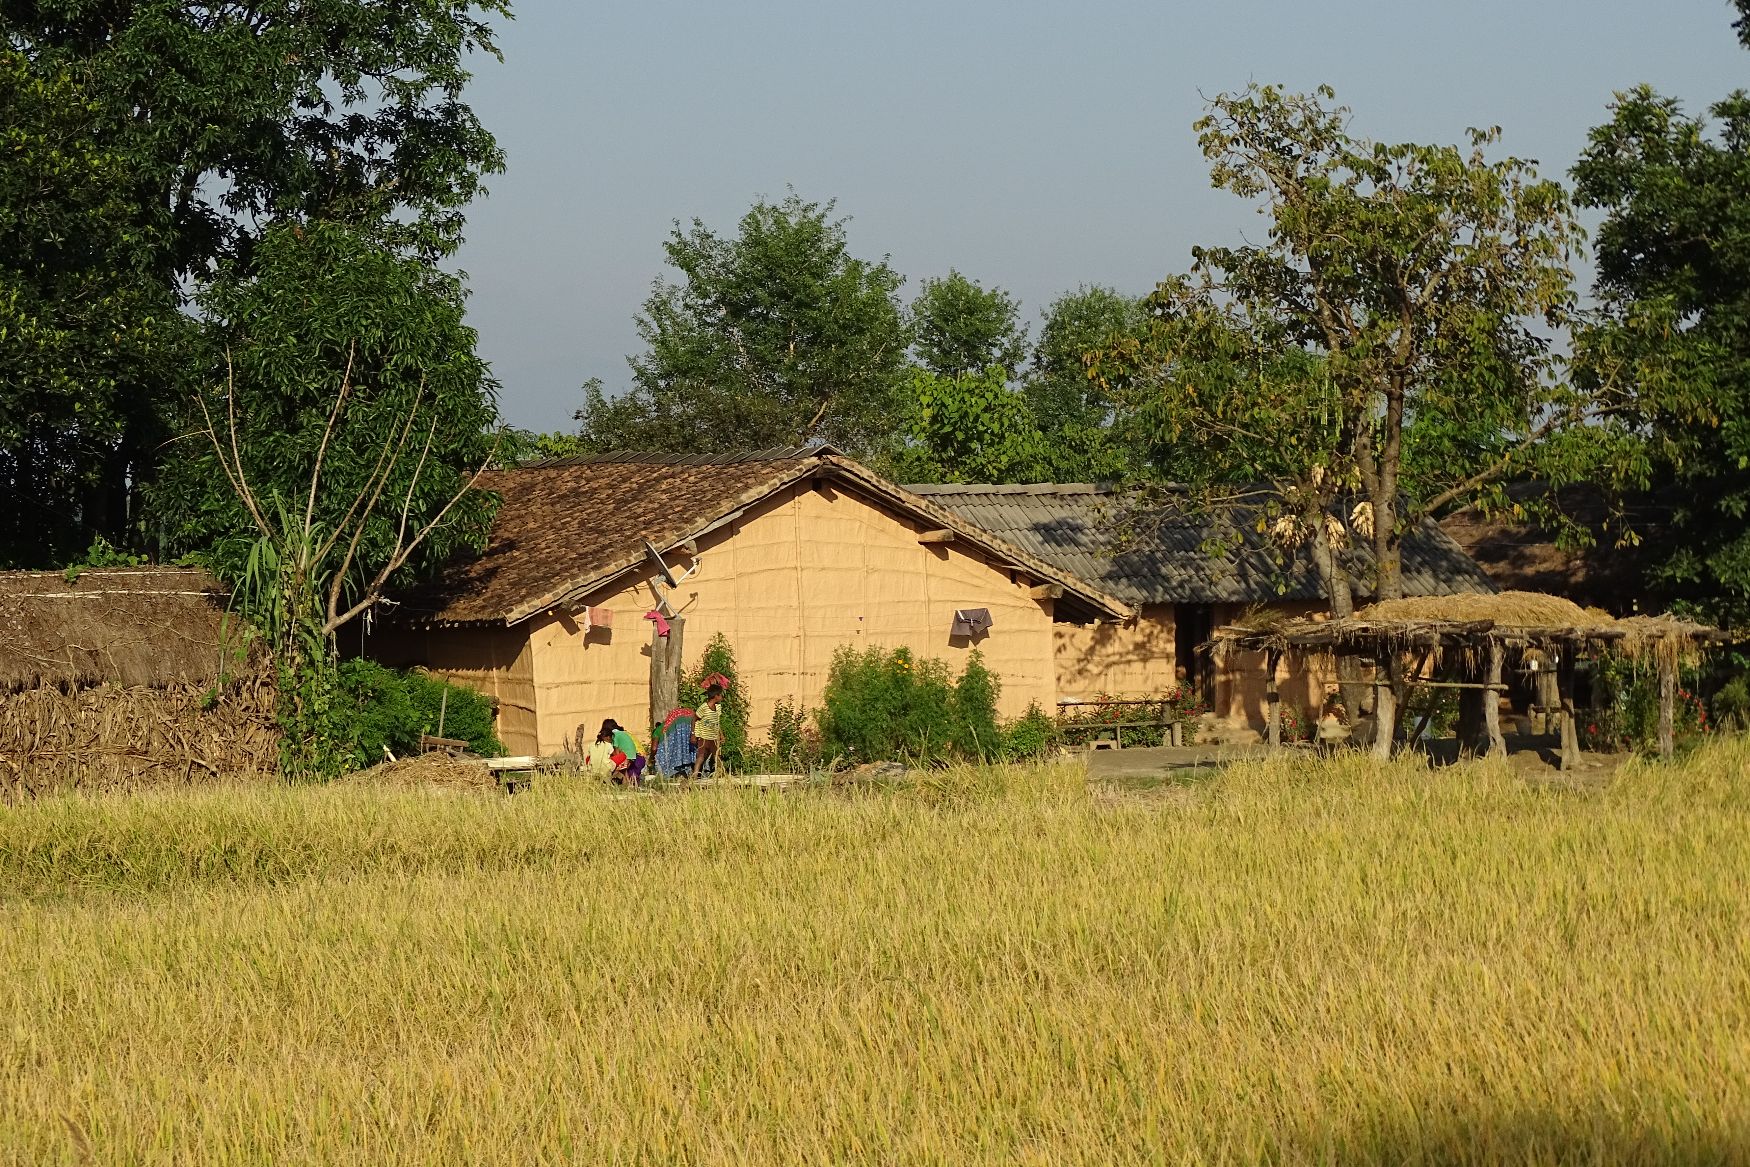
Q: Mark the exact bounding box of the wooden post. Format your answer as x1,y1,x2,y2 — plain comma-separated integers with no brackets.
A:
649,615,685,738
1658,655,1677,760
1372,656,1396,760
1484,642,1507,757
1266,648,1282,749
1558,650,1579,772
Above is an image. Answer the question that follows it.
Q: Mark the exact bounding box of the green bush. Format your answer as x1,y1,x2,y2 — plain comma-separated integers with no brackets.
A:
1002,702,1060,761
817,647,1003,765
334,660,504,771
679,633,749,770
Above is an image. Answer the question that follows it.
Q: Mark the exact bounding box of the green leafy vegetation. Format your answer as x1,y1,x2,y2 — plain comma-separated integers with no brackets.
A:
678,633,751,770
816,646,1005,764
335,660,504,768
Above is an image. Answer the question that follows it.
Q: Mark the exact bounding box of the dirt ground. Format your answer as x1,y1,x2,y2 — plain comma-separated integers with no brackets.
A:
1084,735,1637,783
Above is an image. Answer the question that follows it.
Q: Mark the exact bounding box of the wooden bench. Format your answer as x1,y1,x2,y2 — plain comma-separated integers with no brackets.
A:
1058,701,1187,750
485,755,539,794
419,733,472,757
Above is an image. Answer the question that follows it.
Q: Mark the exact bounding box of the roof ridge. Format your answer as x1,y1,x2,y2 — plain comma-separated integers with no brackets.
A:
523,445,836,469
902,482,1115,496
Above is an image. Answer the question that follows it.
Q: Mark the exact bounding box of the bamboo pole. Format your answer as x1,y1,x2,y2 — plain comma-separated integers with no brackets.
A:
1485,642,1507,757
1372,656,1396,761
1658,656,1677,760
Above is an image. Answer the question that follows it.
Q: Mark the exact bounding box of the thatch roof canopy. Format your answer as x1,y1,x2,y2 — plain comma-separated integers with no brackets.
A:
0,568,242,693
1217,590,1726,663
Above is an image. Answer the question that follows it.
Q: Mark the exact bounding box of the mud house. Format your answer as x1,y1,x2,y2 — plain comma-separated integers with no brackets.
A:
0,567,275,797
907,484,1497,730
372,450,1132,756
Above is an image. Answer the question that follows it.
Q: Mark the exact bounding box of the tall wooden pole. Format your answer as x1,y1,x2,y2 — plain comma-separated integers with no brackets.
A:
1484,642,1507,757
649,615,685,740
1658,655,1677,760
1558,650,1579,772
1266,648,1282,749
1372,654,1396,760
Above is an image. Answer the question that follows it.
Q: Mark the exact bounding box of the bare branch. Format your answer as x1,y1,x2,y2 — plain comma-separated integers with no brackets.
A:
302,342,357,541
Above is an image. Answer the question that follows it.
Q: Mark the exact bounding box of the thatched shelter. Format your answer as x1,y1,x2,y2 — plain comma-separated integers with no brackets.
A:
1217,591,1728,768
0,568,277,798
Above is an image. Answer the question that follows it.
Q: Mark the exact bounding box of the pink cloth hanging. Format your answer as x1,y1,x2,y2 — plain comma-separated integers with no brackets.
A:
643,610,671,637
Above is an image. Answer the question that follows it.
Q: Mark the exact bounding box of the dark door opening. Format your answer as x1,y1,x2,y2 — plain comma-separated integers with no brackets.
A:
1175,604,1216,709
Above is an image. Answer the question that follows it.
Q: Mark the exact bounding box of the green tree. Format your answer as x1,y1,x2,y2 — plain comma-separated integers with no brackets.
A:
887,367,1049,484
1024,286,1149,482
1572,83,1750,623
577,194,910,456
911,270,1027,377
2,1,509,562
151,222,502,778
0,52,192,566
1095,85,1583,606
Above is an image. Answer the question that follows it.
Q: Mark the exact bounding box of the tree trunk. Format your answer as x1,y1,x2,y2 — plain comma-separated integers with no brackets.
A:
1372,385,1406,603
1559,651,1579,772
1309,507,1367,726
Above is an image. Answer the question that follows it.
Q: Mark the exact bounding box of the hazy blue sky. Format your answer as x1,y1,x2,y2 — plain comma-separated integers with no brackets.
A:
456,1,1748,430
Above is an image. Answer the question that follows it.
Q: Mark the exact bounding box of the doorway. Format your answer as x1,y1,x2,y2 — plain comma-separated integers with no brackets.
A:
1175,604,1216,709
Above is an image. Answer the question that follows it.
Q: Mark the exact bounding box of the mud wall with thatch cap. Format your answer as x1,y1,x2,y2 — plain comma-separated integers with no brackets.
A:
0,569,279,798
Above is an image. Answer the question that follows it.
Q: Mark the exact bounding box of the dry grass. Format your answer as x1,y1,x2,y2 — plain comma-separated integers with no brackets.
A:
1359,590,1598,627
2,744,1748,1165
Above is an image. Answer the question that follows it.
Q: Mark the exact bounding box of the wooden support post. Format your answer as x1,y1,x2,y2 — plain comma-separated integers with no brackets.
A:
649,615,685,738
1658,656,1677,760
917,529,956,544
1266,649,1282,750
1028,583,1063,601
1558,650,1579,772
1485,642,1507,757
1372,662,1396,760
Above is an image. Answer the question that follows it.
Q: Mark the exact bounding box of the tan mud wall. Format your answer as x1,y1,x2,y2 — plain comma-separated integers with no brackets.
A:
526,482,1059,753
365,624,539,756
1054,605,1178,701
1213,601,1336,730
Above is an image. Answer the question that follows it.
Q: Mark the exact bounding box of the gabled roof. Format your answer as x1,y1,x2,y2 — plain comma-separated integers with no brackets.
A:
906,483,1496,606
395,450,1133,626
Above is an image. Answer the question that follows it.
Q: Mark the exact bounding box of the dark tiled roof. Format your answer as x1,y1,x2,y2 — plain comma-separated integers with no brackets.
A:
907,484,1495,606
397,453,1133,625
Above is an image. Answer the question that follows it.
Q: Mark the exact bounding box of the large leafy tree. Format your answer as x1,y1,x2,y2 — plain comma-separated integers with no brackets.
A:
911,270,1027,377
0,52,191,566
886,367,1049,484
1095,85,1582,606
1024,286,1150,482
1,1,509,563
577,194,910,456
151,222,501,778
1572,80,1750,624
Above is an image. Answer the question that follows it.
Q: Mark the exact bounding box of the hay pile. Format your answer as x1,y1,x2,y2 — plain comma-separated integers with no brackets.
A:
1358,591,1599,628
1,675,278,802
343,753,500,792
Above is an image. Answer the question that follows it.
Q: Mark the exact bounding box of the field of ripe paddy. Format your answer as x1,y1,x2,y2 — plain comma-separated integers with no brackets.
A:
3,744,1747,1165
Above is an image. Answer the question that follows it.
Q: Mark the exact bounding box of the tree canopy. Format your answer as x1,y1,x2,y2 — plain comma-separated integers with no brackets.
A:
1094,85,1582,605
576,194,910,456
1572,84,1750,623
0,1,510,566
911,270,1027,377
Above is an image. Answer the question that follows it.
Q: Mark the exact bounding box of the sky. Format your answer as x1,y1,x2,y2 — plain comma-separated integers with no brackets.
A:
455,0,1749,431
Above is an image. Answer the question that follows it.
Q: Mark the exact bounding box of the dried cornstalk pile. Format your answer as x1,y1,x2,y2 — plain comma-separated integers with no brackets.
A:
0,674,278,802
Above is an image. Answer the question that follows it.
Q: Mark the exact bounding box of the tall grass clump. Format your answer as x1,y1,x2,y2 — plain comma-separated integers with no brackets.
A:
817,645,1003,763
1,740,1747,1164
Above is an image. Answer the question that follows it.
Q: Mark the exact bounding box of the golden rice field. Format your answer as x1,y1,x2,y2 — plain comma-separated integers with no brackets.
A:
3,744,1748,1166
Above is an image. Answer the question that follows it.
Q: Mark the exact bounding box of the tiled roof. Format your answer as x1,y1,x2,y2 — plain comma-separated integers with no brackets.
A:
395,452,1133,625
907,484,1496,606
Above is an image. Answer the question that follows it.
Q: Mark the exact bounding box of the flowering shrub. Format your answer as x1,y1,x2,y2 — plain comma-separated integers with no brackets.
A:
1056,688,1207,748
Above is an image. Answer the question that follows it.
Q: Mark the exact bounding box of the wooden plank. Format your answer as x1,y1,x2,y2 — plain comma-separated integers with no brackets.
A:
917,529,956,544
419,734,470,753
485,756,537,771
1028,583,1063,600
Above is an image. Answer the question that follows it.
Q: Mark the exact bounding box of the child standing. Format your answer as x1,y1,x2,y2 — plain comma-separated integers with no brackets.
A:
690,682,725,779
